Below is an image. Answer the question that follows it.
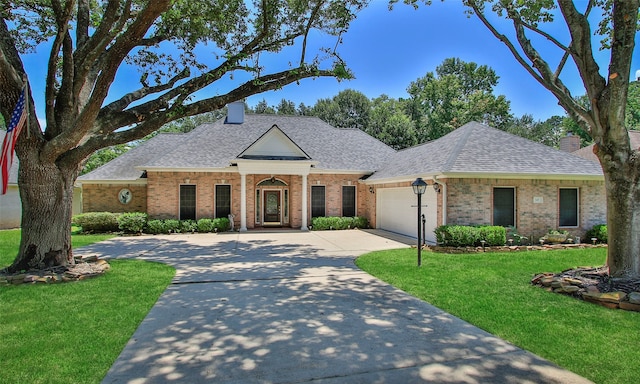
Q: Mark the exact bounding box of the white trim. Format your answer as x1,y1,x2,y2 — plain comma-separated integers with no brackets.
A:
76,179,148,185
309,168,373,175
240,174,247,231
235,159,315,175
365,172,604,185
301,175,308,231
138,166,238,173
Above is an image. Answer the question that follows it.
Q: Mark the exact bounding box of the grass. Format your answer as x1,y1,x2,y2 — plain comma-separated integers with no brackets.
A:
0,229,175,384
355,247,639,384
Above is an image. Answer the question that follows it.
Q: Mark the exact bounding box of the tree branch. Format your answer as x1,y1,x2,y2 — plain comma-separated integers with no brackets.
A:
467,0,595,132
44,0,75,137
42,0,171,163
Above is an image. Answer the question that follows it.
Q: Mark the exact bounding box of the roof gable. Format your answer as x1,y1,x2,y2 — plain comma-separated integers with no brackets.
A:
238,125,310,160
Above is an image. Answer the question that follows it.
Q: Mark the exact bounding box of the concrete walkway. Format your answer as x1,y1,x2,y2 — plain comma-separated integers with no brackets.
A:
76,230,592,384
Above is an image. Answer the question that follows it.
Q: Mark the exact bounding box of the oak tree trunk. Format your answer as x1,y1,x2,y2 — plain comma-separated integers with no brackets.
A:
9,150,78,272
601,149,640,277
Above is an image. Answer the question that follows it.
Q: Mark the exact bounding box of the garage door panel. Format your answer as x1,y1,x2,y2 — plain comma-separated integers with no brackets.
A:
377,187,437,244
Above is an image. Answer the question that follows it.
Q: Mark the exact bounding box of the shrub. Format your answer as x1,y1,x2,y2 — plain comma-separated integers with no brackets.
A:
181,220,197,233
435,225,506,247
163,219,181,233
311,216,369,230
478,226,507,246
586,224,607,244
197,218,214,233
146,219,165,234
117,212,148,233
311,217,332,230
212,217,231,232
72,212,119,233
352,216,369,229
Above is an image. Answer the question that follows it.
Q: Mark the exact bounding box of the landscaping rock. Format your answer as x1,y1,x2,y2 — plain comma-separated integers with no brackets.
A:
0,257,110,285
531,267,640,313
620,302,640,312
629,292,640,304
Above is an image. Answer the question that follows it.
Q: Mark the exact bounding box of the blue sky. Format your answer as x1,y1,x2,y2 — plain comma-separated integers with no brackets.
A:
244,1,639,120
20,1,640,124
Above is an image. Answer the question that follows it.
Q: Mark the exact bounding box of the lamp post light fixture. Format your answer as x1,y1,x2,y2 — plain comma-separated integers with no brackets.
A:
412,177,428,266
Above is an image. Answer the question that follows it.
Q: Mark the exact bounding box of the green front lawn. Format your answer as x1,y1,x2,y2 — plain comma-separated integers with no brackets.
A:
0,229,175,384
355,247,639,384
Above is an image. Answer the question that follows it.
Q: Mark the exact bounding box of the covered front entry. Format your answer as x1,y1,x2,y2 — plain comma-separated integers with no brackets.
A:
377,187,438,244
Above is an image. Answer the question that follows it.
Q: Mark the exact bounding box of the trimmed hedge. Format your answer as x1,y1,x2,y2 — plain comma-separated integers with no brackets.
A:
585,224,607,244
118,212,148,233
311,216,368,230
72,212,119,233
72,214,231,234
435,225,506,247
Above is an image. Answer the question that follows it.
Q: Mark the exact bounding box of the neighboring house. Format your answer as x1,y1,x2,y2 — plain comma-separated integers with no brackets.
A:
78,102,606,244
0,131,21,229
0,132,83,230
571,130,640,163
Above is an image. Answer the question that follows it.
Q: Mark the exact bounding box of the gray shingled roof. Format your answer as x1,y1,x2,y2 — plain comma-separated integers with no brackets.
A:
368,121,603,181
572,130,640,164
78,118,604,184
78,133,185,181
140,114,396,171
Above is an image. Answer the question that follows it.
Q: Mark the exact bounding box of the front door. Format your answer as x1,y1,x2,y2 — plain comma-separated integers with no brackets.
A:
263,190,281,225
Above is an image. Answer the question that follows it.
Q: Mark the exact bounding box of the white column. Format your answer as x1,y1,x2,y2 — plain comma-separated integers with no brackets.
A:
301,173,308,231
240,173,247,231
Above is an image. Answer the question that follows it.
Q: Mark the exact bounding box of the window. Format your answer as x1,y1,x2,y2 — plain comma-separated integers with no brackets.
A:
215,184,231,218
180,185,196,220
493,187,515,227
342,186,356,217
559,188,579,227
311,186,325,217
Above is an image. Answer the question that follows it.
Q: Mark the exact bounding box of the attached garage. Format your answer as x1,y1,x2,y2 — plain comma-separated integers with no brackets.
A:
376,187,438,244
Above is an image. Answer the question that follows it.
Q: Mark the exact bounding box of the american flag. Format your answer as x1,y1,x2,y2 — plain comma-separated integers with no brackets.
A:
1,88,27,195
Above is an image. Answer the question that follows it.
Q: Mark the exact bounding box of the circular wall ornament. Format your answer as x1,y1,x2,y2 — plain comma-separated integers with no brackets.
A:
118,188,132,204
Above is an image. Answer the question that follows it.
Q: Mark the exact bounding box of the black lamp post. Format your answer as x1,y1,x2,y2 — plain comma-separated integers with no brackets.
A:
412,177,427,266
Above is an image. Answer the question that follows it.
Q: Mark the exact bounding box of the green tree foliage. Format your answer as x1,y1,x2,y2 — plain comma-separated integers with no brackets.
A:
312,89,371,130
369,95,417,149
407,57,512,141
626,81,640,129
0,0,370,271
276,99,297,115
504,115,565,148
252,99,277,114
81,144,132,175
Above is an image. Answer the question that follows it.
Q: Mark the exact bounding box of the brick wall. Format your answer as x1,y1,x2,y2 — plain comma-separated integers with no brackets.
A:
144,171,369,229
307,174,366,222
82,184,147,213
442,178,606,240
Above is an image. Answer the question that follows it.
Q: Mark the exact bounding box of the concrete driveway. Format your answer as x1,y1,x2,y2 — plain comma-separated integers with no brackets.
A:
76,230,591,384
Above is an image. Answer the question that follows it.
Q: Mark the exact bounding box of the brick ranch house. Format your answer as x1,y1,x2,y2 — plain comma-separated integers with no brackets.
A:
77,102,606,244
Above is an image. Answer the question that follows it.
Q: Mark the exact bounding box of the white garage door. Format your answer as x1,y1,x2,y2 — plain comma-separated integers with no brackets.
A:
377,187,438,244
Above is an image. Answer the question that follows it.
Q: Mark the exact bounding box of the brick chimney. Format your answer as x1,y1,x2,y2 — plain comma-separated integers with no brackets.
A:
226,101,245,124
559,133,581,153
